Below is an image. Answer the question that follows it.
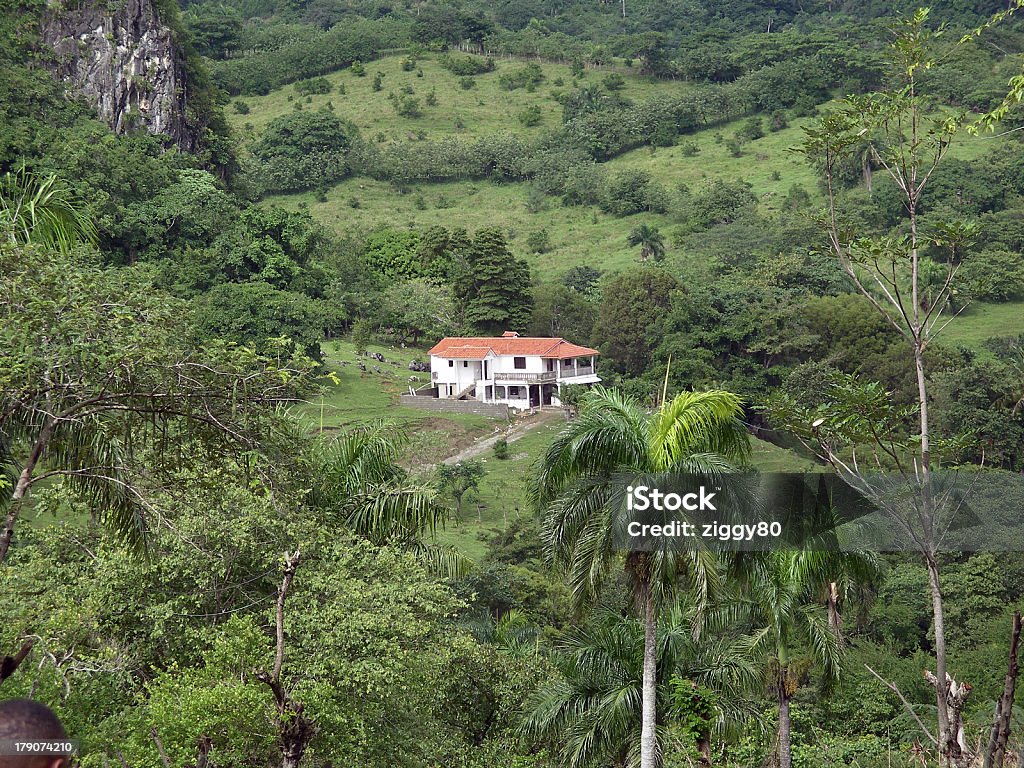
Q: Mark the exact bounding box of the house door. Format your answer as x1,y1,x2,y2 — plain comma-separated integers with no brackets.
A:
529,385,540,407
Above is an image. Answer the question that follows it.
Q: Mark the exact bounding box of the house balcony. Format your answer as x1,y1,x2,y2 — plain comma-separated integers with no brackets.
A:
492,371,557,383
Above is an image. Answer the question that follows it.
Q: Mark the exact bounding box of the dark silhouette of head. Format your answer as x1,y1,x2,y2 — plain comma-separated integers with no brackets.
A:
0,699,69,768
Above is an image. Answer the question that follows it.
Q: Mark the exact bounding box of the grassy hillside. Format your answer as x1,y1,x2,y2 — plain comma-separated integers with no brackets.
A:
228,54,684,142
235,53,1007,286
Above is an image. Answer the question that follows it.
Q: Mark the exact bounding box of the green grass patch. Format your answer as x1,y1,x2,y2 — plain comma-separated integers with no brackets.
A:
300,339,504,467
228,54,688,144
270,180,669,280
940,300,1024,352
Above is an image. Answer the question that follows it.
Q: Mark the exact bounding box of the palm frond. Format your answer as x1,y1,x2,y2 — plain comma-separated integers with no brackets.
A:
651,390,750,471
409,540,473,579
0,167,97,251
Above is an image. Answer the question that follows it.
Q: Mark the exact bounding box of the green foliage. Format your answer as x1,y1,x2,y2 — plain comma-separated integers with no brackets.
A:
493,438,509,459
602,72,626,91
0,244,315,557
525,228,550,254
959,250,1024,301
687,178,757,229
593,268,680,376
499,63,545,92
437,460,485,519
452,228,533,334
251,110,358,193
627,223,666,262
194,281,330,359
294,76,332,95
518,105,542,127
600,169,667,216
439,54,496,77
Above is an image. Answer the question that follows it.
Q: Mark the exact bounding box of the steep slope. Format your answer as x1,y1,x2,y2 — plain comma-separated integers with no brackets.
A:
41,0,199,150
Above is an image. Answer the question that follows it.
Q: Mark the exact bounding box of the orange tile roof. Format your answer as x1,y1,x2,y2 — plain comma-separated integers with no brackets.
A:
429,335,599,360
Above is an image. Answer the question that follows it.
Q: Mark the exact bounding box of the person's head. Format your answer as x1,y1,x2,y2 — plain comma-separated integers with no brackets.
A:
0,699,69,768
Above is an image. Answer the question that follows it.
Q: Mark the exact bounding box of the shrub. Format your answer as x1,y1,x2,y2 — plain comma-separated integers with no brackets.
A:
602,73,625,91
600,169,668,216
295,77,332,95
526,229,551,253
499,63,544,92
396,96,422,118
459,76,476,90
425,88,438,106
518,105,542,127
493,438,509,459
351,60,366,76
232,100,250,114
438,54,495,76
735,116,765,142
372,72,384,91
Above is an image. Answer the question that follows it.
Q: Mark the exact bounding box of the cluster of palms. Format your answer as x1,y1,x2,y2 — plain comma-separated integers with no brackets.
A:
526,387,877,768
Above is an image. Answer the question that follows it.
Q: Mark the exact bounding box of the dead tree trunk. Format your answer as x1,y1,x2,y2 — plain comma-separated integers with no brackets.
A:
256,550,315,768
925,670,973,767
983,611,1022,768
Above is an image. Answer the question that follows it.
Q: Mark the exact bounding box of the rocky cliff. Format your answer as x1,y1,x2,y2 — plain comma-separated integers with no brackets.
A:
41,0,199,151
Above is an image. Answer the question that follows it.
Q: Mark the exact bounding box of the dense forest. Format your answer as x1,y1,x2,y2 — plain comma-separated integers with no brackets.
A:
3,0,1024,766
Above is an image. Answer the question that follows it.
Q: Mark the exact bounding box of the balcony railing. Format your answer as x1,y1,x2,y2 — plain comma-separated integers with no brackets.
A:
493,371,557,383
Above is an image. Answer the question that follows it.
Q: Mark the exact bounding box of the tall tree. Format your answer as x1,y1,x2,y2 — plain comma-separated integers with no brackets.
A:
592,269,681,377
785,11,997,766
522,604,760,768
734,551,843,768
452,228,533,334
532,387,750,768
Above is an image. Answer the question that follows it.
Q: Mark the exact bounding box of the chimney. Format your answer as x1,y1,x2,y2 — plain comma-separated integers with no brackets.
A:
501,331,520,338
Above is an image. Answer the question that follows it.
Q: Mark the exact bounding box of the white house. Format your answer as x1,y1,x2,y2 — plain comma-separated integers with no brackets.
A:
428,331,600,410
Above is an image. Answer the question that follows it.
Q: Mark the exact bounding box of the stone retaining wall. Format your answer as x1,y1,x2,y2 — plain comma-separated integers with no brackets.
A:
400,394,509,419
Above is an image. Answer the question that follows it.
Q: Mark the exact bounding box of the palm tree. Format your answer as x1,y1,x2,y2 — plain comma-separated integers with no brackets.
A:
734,550,843,768
308,420,470,578
0,166,96,251
521,603,762,767
532,386,750,768
627,224,666,263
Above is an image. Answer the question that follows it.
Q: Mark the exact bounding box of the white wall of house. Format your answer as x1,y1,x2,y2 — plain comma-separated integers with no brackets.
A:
431,356,487,398
430,350,599,409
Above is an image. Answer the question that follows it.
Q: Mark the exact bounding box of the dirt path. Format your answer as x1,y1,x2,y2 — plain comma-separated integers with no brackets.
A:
440,409,565,465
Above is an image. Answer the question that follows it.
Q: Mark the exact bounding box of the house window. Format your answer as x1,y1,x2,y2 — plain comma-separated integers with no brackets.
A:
508,386,519,396
514,356,526,369
448,360,454,367
463,361,469,368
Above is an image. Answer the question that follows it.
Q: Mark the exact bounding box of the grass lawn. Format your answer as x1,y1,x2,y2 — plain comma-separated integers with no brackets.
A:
940,301,1024,352
299,338,504,467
